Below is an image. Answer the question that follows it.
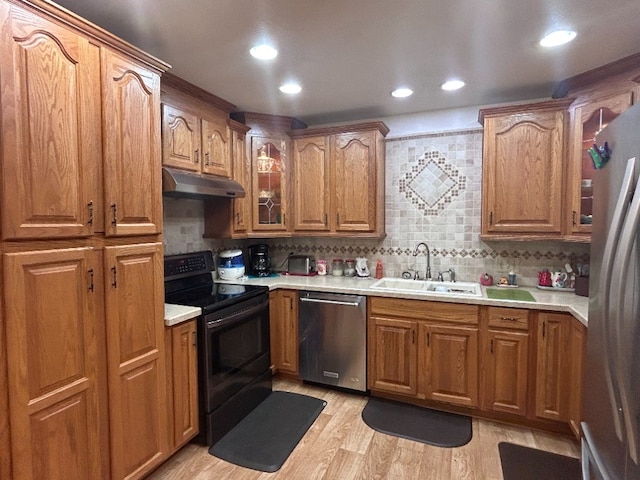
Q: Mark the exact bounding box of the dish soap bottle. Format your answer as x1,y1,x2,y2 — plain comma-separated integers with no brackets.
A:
375,259,383,279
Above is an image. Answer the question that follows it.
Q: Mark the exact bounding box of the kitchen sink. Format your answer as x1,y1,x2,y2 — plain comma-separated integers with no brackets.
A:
369,278,482,296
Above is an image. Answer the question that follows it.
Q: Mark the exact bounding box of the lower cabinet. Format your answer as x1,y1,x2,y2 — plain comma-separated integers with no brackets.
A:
368,297,479,408
269,289,299,375
480,307,530,416
165,320,198,453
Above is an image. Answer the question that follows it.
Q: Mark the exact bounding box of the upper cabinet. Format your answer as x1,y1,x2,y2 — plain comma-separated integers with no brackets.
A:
479,99,574,240
161,72,235,178
290,122,388,237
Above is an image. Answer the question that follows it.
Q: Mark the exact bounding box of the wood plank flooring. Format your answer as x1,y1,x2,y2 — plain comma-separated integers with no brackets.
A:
147,378,580,480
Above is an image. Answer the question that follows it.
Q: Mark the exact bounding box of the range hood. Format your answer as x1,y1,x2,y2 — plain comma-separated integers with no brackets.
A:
162,167,245,199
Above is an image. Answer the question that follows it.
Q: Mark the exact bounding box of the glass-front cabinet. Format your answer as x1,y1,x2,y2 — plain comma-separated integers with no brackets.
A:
251,136,288,231
567,92,633,236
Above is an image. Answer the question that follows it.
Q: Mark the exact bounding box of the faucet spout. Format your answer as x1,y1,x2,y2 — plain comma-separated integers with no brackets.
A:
413,242,431,280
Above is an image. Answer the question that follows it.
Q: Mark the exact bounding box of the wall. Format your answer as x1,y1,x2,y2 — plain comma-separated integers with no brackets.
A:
163,109,590,287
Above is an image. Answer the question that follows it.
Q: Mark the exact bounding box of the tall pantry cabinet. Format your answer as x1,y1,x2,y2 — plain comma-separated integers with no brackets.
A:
0,1,170,479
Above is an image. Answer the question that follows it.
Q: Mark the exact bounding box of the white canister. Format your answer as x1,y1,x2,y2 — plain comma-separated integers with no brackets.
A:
317,260,327,275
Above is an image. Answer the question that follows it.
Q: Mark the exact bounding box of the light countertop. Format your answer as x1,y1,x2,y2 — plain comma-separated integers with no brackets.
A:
164,303,201,327
215,274,589,327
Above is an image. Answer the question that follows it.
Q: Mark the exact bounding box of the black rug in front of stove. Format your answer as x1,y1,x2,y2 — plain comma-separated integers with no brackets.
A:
499,442,581,480
361,396,472,447
209,390,326,473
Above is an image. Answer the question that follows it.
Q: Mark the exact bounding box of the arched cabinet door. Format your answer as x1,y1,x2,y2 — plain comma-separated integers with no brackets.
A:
102,49,163,237
0,3,100,240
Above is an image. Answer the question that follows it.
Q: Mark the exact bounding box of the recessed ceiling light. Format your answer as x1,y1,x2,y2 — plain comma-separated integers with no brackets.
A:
540,30,577,47
250,44,278,60
441,79,465,91
391,87,413,98
279,83,302,94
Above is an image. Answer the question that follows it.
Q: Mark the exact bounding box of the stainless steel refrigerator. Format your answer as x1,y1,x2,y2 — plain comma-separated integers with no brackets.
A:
582,101,640,480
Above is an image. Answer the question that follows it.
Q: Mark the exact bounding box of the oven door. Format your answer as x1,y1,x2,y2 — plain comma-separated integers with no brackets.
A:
200,293,270,413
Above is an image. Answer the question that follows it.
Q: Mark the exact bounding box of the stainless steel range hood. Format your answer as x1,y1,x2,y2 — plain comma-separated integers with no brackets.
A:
162,167,245,199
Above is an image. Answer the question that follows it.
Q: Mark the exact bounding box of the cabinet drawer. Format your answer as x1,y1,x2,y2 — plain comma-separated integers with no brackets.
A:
369,297,478,325
487,307,529,330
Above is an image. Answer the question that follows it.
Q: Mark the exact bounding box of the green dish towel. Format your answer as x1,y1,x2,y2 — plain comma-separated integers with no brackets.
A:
486,288,536,302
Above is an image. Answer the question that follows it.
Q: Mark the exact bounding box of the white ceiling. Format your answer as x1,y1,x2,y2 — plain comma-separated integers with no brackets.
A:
53,0,640,126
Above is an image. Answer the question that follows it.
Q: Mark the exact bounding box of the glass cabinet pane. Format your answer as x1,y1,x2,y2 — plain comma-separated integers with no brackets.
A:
255,141,284,226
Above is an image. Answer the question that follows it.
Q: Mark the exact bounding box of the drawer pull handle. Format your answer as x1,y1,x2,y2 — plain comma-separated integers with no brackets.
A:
500,316,518,321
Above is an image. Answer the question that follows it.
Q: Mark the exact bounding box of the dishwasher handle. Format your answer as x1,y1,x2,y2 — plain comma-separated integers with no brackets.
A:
299,297,361,307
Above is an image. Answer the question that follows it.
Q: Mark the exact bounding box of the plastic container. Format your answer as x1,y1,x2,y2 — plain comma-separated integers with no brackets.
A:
344,259,356,277
331,259,344,276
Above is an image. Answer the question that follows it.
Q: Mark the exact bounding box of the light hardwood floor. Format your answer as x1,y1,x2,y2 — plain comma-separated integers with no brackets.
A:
148,378,580,480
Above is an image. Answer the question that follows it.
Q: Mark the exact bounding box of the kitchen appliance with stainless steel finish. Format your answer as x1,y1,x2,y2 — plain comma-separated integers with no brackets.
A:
164,250,271,446
249,243,271,277
298,291,367,392
287,255,316,275
581,102,640,480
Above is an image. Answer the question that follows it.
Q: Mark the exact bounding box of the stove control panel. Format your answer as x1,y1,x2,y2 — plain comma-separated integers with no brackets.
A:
164,250,214,280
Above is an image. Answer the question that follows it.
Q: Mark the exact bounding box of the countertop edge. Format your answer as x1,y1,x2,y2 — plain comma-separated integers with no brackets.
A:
164,303,202,327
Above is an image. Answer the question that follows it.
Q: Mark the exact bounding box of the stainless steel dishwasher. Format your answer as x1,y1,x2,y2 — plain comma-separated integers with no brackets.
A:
298,291,367,392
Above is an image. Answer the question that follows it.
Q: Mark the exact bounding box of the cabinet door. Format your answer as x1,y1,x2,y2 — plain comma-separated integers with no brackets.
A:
201,116,231,177
231,127,251,233
482,329,529,416
292,136,330,231
421,324,479,407
0,4,100,239
269,290,298,374
102,50,162,237
566,92,633,236
161,104,201,172
535,312,570,421
170,320,198,450
368,316,417,396
568,319,586,437
251,137,288,231
333,131,376,232
104,243,168,479
482,109,565,235
4,248,107,480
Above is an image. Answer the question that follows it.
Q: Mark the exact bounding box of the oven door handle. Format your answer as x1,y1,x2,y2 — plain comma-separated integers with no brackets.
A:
207,297,269,329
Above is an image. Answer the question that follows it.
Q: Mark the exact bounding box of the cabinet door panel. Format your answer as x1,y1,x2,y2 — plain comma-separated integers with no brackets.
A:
201,116,230,177
102,50,162,236
269,290,298,374
423,324,478,407
483,330,529,416
162,104,201,172
251,137,287,231
170,320,198,448
293,136,330,231
0,5,99,239
104,243,167,479
368,316,417,395
231,128,251,233
4,248,106,480
333,132,376,231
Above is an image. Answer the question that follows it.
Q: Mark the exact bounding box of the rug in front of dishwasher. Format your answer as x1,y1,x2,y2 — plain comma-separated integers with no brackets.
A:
361,396,472,447
209,391,326,472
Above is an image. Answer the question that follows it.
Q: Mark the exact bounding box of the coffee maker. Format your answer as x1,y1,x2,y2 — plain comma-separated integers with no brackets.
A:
248,244,271,277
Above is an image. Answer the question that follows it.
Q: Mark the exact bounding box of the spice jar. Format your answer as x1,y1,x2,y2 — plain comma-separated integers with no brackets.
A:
344,259,356,277
331,259,344,276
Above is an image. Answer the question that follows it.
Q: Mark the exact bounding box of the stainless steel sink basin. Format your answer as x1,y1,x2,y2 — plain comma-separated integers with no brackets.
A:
369,278,482,296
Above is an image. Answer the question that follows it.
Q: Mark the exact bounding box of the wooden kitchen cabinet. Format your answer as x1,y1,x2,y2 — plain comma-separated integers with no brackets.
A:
368,297,478,407
290,122,388,236
3,247,108,480
230,120,252,234
165,320,198,453
104,242,168,479
269,289,299,375
481,307,530,417
161,72,235,178
478,99,574,240
0,2,101,240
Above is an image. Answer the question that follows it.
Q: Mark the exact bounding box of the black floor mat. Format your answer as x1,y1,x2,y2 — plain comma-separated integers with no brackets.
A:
209,391,326,472
499,442,581,480
361,396,472,447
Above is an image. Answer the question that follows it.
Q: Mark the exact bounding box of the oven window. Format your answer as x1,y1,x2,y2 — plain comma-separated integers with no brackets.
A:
210,313,269,376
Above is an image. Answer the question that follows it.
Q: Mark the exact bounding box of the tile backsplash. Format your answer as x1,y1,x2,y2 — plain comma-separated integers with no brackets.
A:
163,127,589,287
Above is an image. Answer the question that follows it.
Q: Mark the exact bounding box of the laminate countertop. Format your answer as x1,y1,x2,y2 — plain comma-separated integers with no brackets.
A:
215,274,589,327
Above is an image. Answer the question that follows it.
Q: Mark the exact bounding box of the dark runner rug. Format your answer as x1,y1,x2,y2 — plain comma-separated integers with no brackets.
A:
209,391,326,472
499,442,581,480
361,396,472,447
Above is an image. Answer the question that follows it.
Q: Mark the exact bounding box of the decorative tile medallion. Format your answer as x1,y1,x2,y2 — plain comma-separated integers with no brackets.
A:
398,149,466,215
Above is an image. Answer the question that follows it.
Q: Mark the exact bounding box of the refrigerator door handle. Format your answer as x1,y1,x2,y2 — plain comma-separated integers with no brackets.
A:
609,159,640,464
581,422,614,480
601,157,636,442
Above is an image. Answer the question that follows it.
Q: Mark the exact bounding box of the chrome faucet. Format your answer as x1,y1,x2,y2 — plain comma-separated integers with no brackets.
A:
413,242,431,280
437,268,456,282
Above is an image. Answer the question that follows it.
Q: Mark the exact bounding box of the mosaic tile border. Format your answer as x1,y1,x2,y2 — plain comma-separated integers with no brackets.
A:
386,127,483,143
